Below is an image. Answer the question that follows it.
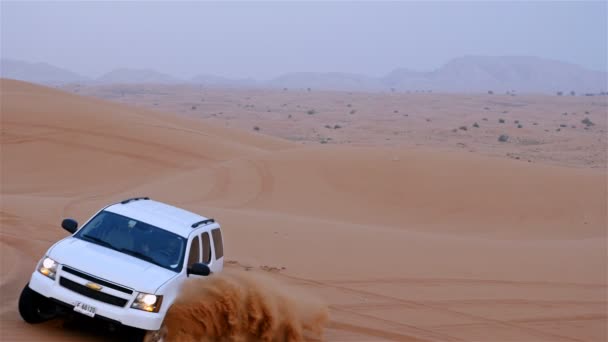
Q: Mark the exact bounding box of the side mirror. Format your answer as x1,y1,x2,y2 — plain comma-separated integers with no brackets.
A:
61,218,78,234
187,263,211,277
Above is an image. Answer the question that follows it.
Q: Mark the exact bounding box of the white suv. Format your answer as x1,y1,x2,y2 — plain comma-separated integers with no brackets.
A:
18,197,224,337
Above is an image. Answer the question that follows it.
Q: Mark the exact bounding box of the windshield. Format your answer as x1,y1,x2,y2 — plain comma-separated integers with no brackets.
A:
74,210,186,272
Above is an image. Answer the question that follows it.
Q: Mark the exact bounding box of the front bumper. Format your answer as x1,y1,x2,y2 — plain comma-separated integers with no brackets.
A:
29,271,164,331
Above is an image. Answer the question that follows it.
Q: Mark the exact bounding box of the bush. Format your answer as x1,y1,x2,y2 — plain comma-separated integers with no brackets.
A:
253,126,260,131
570,91,576,96
498,134,509,142
307,109,316,115
559,124,567,128
191,105,197,110
488,90,494,95
514,120,519,124
581,117,595,126
459,126,468,131
499,118,505,123
324,125,332,129
473,122,480,128
334,124,341,129
556,91,563,96
517,124,523,128
349,109,356,114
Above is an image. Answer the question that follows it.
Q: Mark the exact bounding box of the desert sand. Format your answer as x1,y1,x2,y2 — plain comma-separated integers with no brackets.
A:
1,79,607,341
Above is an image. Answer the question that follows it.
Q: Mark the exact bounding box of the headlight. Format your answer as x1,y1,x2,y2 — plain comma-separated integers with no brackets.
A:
131,293,163,313
38,256,58,280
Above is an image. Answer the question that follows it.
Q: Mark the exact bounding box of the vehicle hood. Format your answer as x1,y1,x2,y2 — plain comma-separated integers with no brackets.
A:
49,237,178,294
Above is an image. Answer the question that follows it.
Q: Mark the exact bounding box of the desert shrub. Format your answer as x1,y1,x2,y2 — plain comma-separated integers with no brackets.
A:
570,91,576,96
394,110,399,113
581,117,595,126
498,134,509,142
560,124,567,128
556,91,563,96
488,90,494,95
517,124,523,128
191,105,197,110
499,118,505,123
349,109,356,114
307,109,316,115
288,114,292,119
426,118,432,122
346,104,352,107
473,122,480,128
324,125,332,129
253,126,260,131
514,120,519,124
459,126,468,131
482,118,488,121
334,125,341,129
556,128,561,132
533,122,538,125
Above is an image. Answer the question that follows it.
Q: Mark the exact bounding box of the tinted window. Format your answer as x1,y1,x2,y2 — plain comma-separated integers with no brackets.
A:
211,228,223,259
74,211,186,272
201,232,211,264
187,236,200,267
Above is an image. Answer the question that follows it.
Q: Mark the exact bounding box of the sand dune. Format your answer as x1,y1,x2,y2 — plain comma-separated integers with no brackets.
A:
1,79,606,341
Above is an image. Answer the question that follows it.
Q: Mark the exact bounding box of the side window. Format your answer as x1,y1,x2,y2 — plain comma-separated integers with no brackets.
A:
211,228,223,259
201,232,212,264
187,236,200,267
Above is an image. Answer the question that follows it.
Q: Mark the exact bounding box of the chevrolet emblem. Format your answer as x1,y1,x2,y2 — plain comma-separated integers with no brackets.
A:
85,282,103,291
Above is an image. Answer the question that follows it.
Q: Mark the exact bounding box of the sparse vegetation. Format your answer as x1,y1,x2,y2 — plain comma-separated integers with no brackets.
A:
487,90,494,95
559,124,567,128
459,126,468,131
517,124,523,128
334,124,341,129
499,118,505,123
191,105,197,110
556,91,563,96
482,118,488,121
253,126,260,131
581,117,595,127
514,120,519,124
349,109,356,114
473,122,480,128
393,110,399,113
498,134,509,142
307,109,316,115
324,124,332,129
288,114,292,119
570,91,576,96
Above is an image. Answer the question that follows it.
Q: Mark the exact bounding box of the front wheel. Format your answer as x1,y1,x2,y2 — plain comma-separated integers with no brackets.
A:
18,283,57,323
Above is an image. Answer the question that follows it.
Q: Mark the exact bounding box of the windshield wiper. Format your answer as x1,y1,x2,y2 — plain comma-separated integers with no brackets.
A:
82,234,117,250
117,248,165,268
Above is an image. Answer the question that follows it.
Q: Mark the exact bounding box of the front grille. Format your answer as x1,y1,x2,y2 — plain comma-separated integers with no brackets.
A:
59,277,129,307
62,266,133,294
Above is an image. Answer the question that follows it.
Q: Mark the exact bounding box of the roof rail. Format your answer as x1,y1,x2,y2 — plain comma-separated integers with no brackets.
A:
120,197,150,204
191,218,215,228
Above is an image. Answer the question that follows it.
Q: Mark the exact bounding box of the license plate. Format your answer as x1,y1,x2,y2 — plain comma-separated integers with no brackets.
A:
73,301,96,318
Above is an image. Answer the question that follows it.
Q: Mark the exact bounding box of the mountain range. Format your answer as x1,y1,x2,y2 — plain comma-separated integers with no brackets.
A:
1,56,606,93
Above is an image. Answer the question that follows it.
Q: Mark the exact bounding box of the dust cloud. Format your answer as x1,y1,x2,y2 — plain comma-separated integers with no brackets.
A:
147,270,328,342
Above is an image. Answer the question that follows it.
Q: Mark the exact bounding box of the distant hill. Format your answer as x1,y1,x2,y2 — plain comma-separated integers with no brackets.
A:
381,56,607,93
2,56,606,93
0,59,89,85
96,68,182,84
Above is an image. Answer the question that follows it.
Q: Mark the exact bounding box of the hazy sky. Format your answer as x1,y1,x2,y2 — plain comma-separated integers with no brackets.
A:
2,1,606,79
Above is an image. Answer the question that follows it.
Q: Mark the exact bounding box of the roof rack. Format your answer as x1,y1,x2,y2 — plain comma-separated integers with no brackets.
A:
191,218,215,228
120,197,150,204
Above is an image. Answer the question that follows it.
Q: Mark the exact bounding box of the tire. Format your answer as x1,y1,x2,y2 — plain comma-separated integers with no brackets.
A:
18,283,57,323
